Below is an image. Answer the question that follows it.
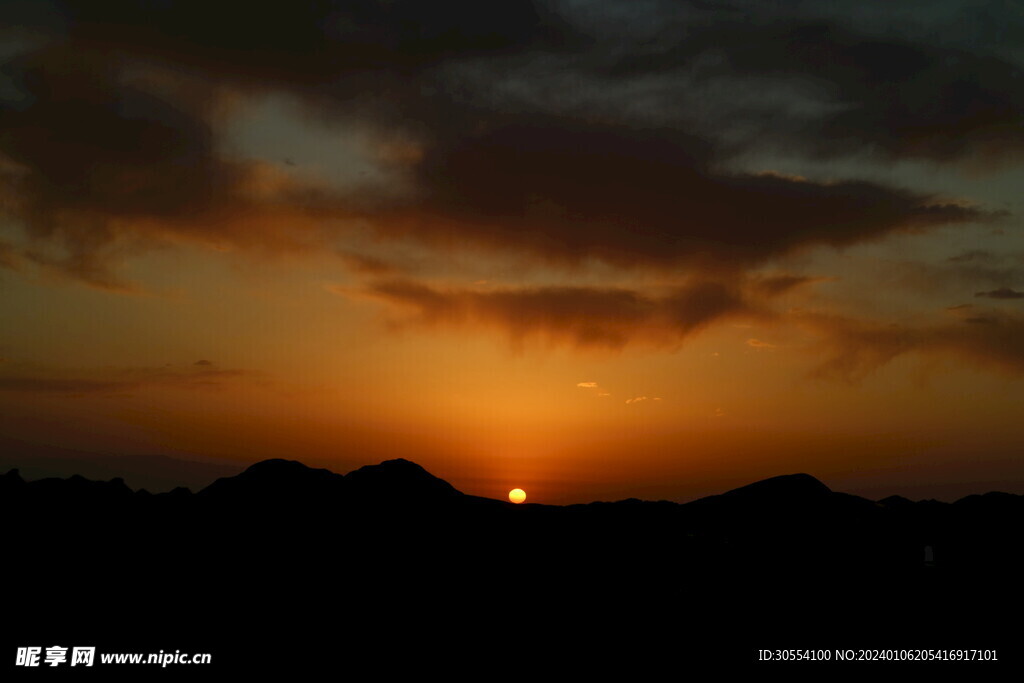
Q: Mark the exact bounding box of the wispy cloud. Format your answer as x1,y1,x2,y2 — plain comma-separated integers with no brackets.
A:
577,381,610,398
801,307,1024,381
975,288,1024,300
0,0,1003,288
625,396,661,404
0,362,250,396
347,278,749,350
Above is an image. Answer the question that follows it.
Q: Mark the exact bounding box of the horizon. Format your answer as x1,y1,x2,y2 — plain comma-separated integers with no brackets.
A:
3,2,1024,507
1,435,1015,506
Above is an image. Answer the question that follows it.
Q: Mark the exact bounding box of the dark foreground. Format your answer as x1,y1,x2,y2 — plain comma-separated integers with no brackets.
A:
3,459,1021,675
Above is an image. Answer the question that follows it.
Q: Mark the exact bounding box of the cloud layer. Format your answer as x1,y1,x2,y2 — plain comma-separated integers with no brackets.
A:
1,1,1021,378
354,278,748,349
0,0,1009,286
0,362,248,396
805,307,1024,380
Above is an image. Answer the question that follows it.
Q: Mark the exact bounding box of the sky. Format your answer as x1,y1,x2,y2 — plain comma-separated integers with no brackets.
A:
2,1,1024,503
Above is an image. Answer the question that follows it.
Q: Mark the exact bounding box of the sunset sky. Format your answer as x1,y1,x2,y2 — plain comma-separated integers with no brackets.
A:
2,1,1024,503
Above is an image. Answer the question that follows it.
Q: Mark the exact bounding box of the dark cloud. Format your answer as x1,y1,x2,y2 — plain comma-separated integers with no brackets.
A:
0,377,137,395
0,34,403,288
0,46,229,219
804,307,1024,380
374,119,983,270
36,0,574,85
0,363,248,396
350,278,749,350
0,1,1011,286
948,249,999,264
0,45,254,288
791,27,1024,162
752,274,826,297
0,239,20,270
878,252,1024,302
0,2,578,285
975,287,1024,299
337,251,403,276
598,15,1024,163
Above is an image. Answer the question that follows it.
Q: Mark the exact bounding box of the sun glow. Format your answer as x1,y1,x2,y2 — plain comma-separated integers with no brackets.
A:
508,488,527,504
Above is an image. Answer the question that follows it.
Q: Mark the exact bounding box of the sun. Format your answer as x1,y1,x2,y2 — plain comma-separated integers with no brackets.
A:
508,488,527,504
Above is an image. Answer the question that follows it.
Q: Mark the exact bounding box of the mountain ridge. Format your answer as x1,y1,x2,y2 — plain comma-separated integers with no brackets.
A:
3,457,1020,508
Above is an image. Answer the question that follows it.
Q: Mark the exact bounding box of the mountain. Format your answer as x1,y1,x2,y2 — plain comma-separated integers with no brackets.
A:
4,457,1021,674
344,458,464,502
198,458,346,502
0,435,243,492
689,472,832,507
879,494,914,508
192,457,492,511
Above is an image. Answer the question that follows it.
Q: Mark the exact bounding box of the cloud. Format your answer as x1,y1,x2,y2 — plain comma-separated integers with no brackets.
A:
0,363,249,396
746,338,777,349
577,381,610,397
949,250,999,264
371,120,984,271
0,1,1005,287
802,307,1024,380
599,15,1024,164
0,1,579,286
350,278,749,350
752,274,828,297
975,288,1024,300
625,396,661,404
0,377,139,395
0,43,355,289
865,251,1024,303
0,239,21,270
8,1,572,90
337,251,403,276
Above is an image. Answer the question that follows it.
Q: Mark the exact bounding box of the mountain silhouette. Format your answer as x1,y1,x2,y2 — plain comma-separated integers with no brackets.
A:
198,458,346,503
689,472,832,507
3,457,1021,674
343,457,465,502
0,434,242,492
193,457,486,512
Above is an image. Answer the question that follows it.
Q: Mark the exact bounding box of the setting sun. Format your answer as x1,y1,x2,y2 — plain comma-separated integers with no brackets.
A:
508,488,526,504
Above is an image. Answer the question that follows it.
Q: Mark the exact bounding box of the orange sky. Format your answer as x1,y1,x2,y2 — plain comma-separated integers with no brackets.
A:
2,2,1024,503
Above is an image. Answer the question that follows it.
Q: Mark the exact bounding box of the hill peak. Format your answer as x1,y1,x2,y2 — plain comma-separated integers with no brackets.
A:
346,458,462,498
199,458,343,498
725,473,830,497
242,458,318,474
690,473,832,507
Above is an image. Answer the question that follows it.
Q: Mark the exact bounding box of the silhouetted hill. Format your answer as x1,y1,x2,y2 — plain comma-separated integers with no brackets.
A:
344,457,464,502
198,458,346,503
0,435,243,491
700,472,833,504
879,494,914,508
193,457,494,513
3,458,1021,674
954,490,1024,510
